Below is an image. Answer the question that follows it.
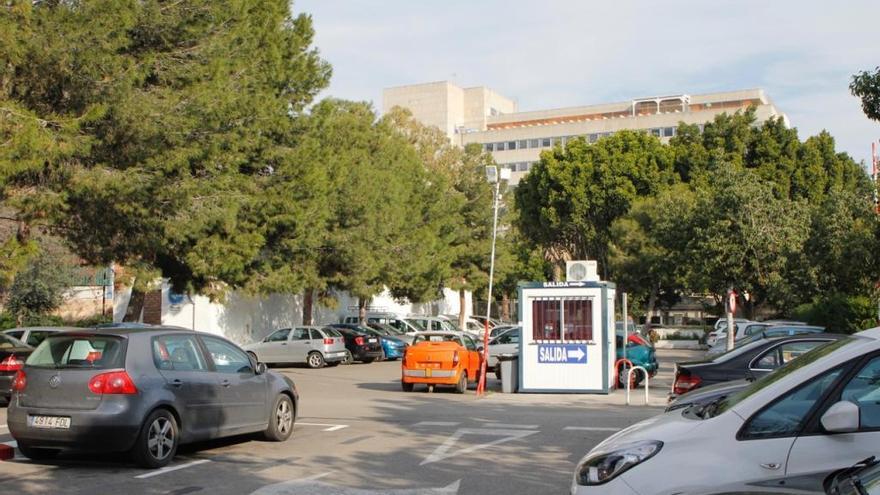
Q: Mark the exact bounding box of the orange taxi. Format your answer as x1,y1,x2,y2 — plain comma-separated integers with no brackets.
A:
401,331,482,393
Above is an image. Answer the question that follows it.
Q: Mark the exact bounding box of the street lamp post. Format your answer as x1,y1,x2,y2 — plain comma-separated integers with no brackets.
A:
477,165,509,396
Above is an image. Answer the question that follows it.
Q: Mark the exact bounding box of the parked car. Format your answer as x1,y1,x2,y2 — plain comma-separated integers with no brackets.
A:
572,327,880,494
488,327,520,378
672,332,844,399
3,326,78,348
706,319,755,346
471,315,501,329
615,330,658,388
707,325,826,356
8,327,297,468
359,326,407,361
367,322,415,346
243,326,347,369
328,324,384,364
405,316,460,333
489,324,517,339
401,331,483,393
827,456,880,495
342,312,422,336
0,333,32,402
665,378,751,413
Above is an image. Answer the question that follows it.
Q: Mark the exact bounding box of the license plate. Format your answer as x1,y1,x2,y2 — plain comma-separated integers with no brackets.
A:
31,415,71,429
368,338,377,343
426,369,432,377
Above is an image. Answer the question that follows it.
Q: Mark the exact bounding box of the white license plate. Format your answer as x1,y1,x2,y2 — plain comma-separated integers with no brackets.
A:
31,415,71,429
368,338,378,343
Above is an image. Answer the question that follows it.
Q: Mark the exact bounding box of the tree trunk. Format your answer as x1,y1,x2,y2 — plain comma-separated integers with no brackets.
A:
552,262,563,282
358,297,367,326
458,288,466,330
644,288,658,331
501,293,510,321
302,288,313,325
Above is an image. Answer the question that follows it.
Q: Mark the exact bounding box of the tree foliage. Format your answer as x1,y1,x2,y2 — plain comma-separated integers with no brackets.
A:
851,66,880,122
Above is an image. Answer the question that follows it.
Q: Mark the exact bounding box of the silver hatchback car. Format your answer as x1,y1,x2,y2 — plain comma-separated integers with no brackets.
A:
243,326,347,368
8,327,298,468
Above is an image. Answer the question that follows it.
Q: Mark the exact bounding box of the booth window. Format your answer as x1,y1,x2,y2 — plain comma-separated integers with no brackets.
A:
563,299,593,340
532,300,561,340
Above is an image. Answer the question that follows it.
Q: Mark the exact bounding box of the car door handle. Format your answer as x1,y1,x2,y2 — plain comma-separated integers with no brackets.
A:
170,379,184,388
221,379,231,388
760,462,782,471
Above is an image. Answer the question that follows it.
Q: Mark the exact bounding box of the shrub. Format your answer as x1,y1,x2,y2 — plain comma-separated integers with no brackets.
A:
793,294,878,334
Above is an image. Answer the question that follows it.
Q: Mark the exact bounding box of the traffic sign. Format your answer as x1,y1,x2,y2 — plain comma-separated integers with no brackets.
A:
537,344,588,364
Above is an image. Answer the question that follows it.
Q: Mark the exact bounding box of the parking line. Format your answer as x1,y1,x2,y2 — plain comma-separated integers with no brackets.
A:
297,422,349,432
414,421,460,427
563,426,620,432
134,459,211,479
483,423,539,429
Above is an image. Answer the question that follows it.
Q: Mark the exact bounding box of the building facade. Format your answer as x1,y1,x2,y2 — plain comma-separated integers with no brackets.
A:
383,82,789,185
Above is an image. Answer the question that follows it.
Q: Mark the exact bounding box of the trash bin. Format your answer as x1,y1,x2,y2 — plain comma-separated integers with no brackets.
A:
498,353,519,393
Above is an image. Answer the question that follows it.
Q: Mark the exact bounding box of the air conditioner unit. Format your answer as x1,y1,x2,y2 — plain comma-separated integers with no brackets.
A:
566,260,599,282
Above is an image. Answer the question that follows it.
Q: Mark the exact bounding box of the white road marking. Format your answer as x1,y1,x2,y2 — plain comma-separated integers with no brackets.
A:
249,477,460,495
133,459,211,479
297,422,349,432
421,428,539,465
483,423,538,429
414,421,460,427
563,426,621,432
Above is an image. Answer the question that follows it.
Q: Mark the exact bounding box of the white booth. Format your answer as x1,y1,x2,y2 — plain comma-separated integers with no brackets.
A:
517,280,616,393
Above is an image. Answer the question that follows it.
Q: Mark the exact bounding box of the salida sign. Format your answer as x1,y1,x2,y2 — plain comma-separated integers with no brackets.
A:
537,344,588,364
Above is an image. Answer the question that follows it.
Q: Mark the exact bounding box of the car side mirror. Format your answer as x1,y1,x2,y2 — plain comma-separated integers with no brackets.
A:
255,362,268,375
821,401,860,433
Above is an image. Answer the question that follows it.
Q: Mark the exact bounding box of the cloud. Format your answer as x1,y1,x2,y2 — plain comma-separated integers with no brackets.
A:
295,0,880,163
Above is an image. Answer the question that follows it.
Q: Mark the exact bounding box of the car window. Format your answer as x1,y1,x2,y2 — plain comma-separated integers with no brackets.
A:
0,334,25,348
201,337,253,374
291,328,310,340
153,334,207,371
840,356,880,430
741,367,844,439
5,330,24,340
265,329,290,342
753,341,827,370
462,335,477,351
322,327,343,338
26,330,54,347
27,335,125,369
309,328,323,340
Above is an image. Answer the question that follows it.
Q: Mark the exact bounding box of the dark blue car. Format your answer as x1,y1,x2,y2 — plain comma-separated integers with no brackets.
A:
331,323,406,361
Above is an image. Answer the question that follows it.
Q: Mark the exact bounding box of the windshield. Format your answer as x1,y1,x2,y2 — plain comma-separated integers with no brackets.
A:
322,327,343,338
707,337,855,418
406,319,427,331
27,334,126,369
412,334,460,345
0,334,27,349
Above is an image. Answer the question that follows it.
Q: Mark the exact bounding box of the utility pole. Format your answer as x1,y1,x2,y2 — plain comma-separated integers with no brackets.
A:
726,289,737,351
621,292,628,362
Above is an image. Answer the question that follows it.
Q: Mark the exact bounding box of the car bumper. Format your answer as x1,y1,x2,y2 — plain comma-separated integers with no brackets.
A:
352,349,383,361
402,369,460,385
384,346,404,359
571,475,640,495
323,350,348,363
0,372,13,399
7,396,142,452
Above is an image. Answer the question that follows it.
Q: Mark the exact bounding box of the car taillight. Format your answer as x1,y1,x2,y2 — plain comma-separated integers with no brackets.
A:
452,351,459,366
88,370,138,395
323,338,334,345
354,336,365,346
673,372,702,396
11,370,26,392
0,354,25,372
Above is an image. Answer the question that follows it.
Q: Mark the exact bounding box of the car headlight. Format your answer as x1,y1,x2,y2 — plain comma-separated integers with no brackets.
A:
575,440,662,485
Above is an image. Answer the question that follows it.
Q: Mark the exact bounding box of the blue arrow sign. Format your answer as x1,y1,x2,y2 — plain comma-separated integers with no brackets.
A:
537,344,588,364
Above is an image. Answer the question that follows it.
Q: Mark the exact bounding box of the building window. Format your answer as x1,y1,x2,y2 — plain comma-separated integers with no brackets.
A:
527,162,535,170
651,128,661,137
496,142,505,151
508,141,517,150
589,134,598,143
563,299,593,341
532,300,561,340
541,138,551,147
517,162,529,172
663,127,675,137
551,137,562,146
518,140,528,149
484,143,494,152
529,139,540,148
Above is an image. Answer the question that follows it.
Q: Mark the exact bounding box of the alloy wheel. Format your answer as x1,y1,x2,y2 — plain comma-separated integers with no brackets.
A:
147,417,174,461
276,398,293,435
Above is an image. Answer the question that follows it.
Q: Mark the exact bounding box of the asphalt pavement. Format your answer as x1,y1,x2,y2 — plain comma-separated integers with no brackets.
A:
0,349,701,495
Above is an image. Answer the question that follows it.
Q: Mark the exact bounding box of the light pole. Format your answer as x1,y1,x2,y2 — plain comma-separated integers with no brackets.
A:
477,165,510,396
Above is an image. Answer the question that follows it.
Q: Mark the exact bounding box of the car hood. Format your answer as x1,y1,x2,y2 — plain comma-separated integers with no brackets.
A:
588,410,705,457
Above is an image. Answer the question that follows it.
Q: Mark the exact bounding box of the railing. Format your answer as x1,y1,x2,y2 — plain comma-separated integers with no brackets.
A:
626,366,650,406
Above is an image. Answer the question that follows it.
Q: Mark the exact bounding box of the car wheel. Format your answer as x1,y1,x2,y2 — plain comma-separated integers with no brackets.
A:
307,352,325,369
264,394,295,442
401,381,414,392
17,442,60,461
132,409,178,469
361,358,375,364
617,365,638,389
495,368,502,380
342,350,353,365
455,371,467,394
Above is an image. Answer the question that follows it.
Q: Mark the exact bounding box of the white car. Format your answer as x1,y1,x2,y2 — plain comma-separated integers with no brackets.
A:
706,319,754,346
487,327,520,373
571,327,880,495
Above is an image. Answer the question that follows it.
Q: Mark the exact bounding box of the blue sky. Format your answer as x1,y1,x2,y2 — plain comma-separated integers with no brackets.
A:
295,0,879,166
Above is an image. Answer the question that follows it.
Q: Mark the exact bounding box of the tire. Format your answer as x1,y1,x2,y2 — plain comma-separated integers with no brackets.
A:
455,371,467,394
342,350,353,365
376,349,386,362
132,409,178,469
361,357,375,364
264,394,295,442
306,352,325,369
618,365,638,389
495,368,502,381
17,442,60,461
401,381,414,392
